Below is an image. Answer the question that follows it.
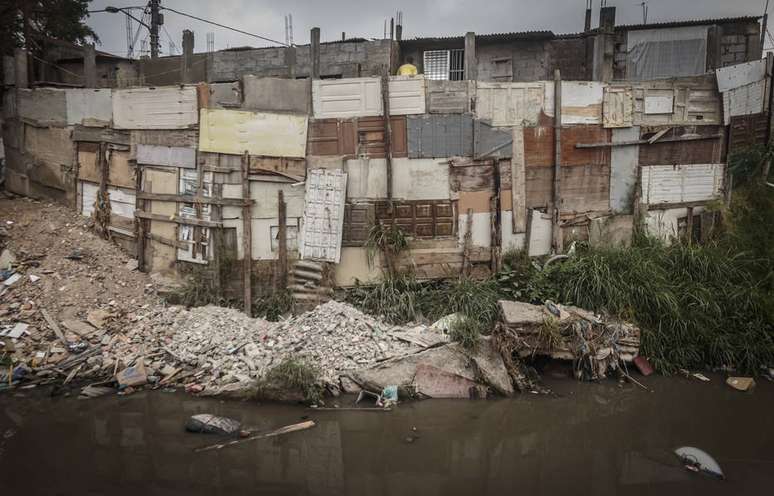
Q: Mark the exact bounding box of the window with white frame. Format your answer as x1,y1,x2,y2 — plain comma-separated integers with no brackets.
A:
423,49,465,80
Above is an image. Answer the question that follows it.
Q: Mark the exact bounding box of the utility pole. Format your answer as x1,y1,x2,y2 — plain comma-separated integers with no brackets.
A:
150,0,161,59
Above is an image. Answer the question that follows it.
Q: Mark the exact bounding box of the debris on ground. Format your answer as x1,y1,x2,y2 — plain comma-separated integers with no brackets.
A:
194,420,316,452
726,376,755,392
185,414,242,435
495,299,641,382
674,446,725,479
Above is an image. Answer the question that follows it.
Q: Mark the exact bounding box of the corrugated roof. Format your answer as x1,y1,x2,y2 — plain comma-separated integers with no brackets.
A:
613,15,761,32
404,30,556,44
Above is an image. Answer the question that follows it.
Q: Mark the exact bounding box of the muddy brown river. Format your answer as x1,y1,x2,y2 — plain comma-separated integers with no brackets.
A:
1,375,772,495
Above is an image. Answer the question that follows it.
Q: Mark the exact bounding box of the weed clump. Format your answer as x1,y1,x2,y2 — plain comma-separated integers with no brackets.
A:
252,289,295,321
257,356,322,404
449,316,483,351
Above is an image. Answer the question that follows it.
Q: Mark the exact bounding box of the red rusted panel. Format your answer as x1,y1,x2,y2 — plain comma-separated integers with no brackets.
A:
524,125,611,168
639,126,724,166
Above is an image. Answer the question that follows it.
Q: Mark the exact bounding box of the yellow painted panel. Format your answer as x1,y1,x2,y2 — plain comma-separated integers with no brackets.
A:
198,108,308,158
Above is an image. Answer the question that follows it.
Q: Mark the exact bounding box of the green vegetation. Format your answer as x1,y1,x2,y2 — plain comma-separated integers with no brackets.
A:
257,357,323,404
252,289,295,321
449,316,483,351
365,222,409,276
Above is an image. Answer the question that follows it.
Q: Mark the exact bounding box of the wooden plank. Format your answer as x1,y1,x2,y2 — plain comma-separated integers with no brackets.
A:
134,211,223,228
382,75,393,199
575,134,723,148
136,192,248,206
553,69,562,253
511,126,526,233
277,190,288,289
242,152,252,315
146,232,189,249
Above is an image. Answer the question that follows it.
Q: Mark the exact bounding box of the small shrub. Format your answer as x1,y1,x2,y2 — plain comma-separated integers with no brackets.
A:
253,289,294,321
258,356,322,404
449,316,483,351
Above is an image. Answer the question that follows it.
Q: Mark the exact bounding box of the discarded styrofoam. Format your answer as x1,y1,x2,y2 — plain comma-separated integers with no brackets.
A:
0,323,29,339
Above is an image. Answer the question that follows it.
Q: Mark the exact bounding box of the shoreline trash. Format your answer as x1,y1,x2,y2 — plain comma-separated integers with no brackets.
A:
194,420,316,452
674,446,724,479
185,414,241,435
726,377,755,392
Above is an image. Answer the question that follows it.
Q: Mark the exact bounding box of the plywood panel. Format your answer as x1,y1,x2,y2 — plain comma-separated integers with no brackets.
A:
561,81,603,125
560,164,610,213
143,167,179,274
77,147,135,189
603,86,633,128
631,76,721,126
524,125,611,167
199,108,308,158
113,87,198,129
427,80,474,114
476,82,548,126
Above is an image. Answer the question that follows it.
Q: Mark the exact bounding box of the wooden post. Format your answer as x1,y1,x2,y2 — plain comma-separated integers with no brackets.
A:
464,32,477,80
84,43,97,87
211,157,224,296
552,69,563,253
135,165,146,271
241,152,252,316
686,207,694,246
310,28,321,79
381,75,393,199
511,126,526,233
14,48,28,89
277,190,288,289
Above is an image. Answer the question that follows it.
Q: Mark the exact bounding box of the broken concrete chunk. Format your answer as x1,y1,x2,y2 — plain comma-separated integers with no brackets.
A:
86,309,112,329
415,364,484,399
726,376,755,392
0,249,16,271
116,361,148,388
498,300,547,326
61,319,97,337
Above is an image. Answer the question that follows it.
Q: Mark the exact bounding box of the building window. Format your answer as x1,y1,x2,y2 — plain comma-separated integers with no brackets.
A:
423,49,465,80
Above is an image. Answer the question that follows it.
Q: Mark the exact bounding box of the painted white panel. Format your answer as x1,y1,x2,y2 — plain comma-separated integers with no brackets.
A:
500,211,527,251
136,144,196,168
457,212,491,248
80,181,136,219
527,210,552,257
561,81,604,124
644,95,673,114
388,76,426,115
198,108,308,158
645,206,706,242
476,82,547,126
640,164,724,205
312,77,382,118
392,157,450,200
722,80,765,125
716,59,766,92
66,89,112,126
300,169,347,263
112,87,198,129
250,181,305,218
250,217,301,260
603,86,633,128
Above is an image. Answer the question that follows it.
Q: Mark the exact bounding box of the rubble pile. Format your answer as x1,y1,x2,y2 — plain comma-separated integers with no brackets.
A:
496,299,641,381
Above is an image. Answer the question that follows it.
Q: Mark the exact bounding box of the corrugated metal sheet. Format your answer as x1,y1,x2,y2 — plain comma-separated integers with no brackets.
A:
476,82,547,126
474,120,513,159
307,116,407,158
376,200,455,238
112,87,198,129
631,76,721,126
722,80,765,125
716,59,766,92
199,108,308,158
603,86,633,128
640,163,724,205
18,89,67,126
426,80,474,114
136,144,196,168
388,76,426,115
65,89,112,126
610,127,640,214
407,114,473,158
80,181,136,219
312,77,382,118
300,169,348,263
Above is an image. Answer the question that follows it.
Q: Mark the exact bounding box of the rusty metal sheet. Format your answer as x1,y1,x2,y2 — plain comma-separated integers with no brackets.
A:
112,87,198,129
639,126,724,166
524,125,611,167
426,80,474,114
312,77,382,118
640,163,724,205
407,114,473,158
603,86,633,128
728,113,768,152
199,108,308,158
375,199,456,238
300,169,347,263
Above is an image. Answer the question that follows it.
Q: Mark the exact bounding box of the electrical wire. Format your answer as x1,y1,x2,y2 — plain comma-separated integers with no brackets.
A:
161,6,288,46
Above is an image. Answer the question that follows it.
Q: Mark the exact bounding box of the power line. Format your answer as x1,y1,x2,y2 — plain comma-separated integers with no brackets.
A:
161,6,288,46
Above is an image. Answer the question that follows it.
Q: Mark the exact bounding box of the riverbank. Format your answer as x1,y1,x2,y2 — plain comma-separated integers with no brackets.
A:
1,374,772,495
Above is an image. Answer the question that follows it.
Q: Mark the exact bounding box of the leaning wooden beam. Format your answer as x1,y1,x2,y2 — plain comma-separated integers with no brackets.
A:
575,134,723,149
241,151,253,316
134,211,223,228
135,192,250,207
145,232,190,249
194,420,316,453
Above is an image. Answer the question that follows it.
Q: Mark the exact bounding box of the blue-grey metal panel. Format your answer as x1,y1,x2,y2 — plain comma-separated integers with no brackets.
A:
407,114,473,159
474,120,513,159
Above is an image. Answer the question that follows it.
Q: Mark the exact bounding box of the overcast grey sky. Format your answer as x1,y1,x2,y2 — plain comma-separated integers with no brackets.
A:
85,0,770,57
